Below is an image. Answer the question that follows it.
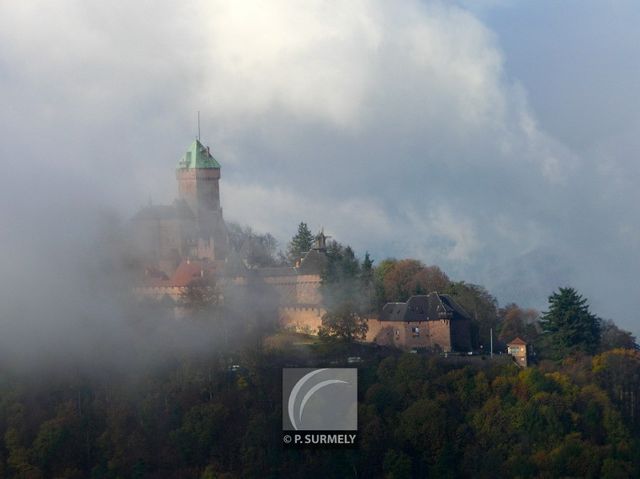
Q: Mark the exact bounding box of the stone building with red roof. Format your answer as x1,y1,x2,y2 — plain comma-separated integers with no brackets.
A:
366,293,472,352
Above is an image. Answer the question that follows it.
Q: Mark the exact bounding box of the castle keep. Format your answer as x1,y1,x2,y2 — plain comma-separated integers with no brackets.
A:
132,140,228,273
133,139,471,352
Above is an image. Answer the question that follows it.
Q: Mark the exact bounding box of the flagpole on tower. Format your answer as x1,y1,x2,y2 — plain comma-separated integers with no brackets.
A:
197,111,201,141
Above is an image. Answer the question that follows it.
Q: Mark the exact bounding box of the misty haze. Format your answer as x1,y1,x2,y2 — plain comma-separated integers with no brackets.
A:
1,1,640,478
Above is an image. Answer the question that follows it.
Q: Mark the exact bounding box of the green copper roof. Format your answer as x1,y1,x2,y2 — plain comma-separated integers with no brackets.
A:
177,140,221,169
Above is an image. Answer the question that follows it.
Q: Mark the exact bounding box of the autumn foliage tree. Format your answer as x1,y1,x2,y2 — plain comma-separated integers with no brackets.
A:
593,348,640,429
376,259,450,305
599,319,637,352
498,303,540,344
318,301,368,342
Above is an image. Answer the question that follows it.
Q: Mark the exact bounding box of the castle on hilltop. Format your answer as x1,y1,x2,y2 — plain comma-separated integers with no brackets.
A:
131,139,327,329
132,139,471,352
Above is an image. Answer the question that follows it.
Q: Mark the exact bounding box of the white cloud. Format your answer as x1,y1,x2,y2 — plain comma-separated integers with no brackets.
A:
1,0,639,333
195,0,381,128
223,181,392,252
404,206,480,263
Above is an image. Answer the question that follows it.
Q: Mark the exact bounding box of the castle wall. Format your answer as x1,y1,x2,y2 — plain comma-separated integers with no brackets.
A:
262,274,323,306
132,217,182,264
295,275,323,304
369,320,404,347
134,286,183,302
429,319,453,352
279,306,325,335
228,273,325,335
261,276,297,304
405,321,434,350
367,320,441,350
137,274,471,353
365,319,387,343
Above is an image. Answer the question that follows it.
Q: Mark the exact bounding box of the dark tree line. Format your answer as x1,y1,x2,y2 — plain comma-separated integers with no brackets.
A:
2,344,640,478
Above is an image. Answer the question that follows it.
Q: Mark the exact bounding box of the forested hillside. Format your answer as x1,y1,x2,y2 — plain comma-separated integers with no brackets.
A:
1,342,639,478
1,228,638,478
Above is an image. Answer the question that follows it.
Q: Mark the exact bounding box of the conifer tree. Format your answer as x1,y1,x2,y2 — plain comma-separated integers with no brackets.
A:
360,252,375,313
362,252,374,280
540,287,601,357
319,241,370,342
286,222,314,263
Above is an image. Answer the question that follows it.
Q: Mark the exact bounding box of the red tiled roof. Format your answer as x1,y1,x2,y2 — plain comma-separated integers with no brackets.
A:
141,260,217,287
508,337,528,346
171,261,208,287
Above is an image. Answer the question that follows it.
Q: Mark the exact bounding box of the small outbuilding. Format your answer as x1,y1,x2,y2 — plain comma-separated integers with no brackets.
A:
507,337,529,367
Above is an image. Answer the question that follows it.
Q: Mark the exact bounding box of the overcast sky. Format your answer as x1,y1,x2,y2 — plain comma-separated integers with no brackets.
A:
1,1,639,334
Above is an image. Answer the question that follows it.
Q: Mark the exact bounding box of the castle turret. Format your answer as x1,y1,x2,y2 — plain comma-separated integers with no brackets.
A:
176,140,228,261
177,140,221,212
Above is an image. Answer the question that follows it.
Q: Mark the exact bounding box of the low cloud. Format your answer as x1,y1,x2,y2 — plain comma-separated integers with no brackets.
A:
0,0,638,334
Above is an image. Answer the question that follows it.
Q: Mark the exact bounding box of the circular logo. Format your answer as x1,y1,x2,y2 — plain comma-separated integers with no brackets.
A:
283,435,292,444
288,369,350,430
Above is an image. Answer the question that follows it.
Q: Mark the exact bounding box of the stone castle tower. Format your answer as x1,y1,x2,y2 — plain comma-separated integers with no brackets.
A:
131,139,229,273
176,140,228,261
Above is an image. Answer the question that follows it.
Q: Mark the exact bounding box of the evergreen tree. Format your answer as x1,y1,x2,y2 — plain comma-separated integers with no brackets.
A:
360,252,375,314
362,252,374,280
319,241,373,342
322,241,361,306
286,222,314,263
540,287,601,358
